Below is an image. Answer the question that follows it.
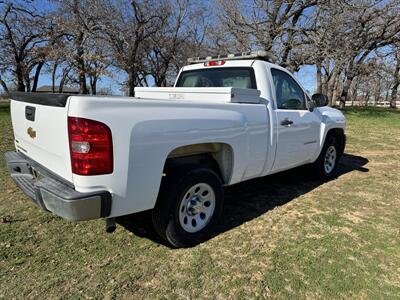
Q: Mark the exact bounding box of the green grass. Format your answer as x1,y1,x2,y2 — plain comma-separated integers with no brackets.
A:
1,104,399,299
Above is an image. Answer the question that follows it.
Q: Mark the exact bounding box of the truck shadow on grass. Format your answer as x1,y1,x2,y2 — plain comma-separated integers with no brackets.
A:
117,153,369,247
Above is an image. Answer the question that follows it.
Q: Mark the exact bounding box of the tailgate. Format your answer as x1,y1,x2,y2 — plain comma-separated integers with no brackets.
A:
10,92,73,182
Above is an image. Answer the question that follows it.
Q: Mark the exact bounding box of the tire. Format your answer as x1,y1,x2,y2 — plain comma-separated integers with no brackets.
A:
311,135,339,179
152,167,224,248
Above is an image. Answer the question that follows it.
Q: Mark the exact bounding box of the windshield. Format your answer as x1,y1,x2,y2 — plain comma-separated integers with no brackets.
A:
176,67,257,89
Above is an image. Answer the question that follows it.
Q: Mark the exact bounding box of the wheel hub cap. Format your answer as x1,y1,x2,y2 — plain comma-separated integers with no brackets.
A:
178,183,216,233
324,145,337,174
187,196,202,215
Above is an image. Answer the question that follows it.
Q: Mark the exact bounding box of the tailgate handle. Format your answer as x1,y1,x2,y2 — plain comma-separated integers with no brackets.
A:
25,106,36,121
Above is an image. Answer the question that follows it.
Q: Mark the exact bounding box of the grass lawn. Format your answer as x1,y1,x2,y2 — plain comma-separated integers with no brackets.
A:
1,102,399,299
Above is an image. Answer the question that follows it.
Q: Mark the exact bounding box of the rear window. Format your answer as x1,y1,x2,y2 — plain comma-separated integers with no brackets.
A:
176,67,257,89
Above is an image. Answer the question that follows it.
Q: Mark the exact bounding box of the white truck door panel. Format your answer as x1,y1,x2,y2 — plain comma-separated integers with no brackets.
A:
273,110,320,171
269,67,320,172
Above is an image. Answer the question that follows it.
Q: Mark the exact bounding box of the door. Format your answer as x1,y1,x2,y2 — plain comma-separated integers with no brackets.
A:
270,68,320,172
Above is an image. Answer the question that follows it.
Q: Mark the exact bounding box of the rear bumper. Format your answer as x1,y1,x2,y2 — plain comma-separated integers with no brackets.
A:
4,151,112,221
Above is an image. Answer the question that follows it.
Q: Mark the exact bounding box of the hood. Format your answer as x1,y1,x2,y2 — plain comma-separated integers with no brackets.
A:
315,106,346,126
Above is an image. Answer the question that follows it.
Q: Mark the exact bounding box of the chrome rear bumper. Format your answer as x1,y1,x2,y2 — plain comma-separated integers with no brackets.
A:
4,151,111,221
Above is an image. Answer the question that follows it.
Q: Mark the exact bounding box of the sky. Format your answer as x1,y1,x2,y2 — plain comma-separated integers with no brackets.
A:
295,65,317,95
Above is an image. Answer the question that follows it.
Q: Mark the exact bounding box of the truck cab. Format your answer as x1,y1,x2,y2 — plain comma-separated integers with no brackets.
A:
175,54,345,174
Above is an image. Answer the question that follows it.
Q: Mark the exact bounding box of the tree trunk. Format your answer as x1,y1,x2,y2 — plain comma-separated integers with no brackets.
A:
24,72,31,92
128,68,135,97
350,77,359,106
31,61,44,92
390,84,398,109
73,0,88,95
76,46,88,91
327,69,338,106
339,75,354,109
322,74,329,95
316,60,322,94
384,90,389,106
16,63,25,91
364,91,370,106
52,63,58,93
142,74,149,87
331,75,341,107
59,77,65,93
78,71,88,94
59,67,70,93
374,81,381,107
90,76,97,95
332,83,339,107
155,75,166,87
390,55,400,109
339,60,357,109
0,76,9,94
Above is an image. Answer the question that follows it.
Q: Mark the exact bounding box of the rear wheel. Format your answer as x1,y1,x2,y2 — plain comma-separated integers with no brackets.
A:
152,167,224,248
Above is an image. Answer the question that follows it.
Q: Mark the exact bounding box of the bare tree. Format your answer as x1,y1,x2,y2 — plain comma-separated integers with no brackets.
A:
50,0,107,94
217,0,318,71
101,0,165,96
146,0,208,86
337,1,400,108
1,0,398,105
299,0,400,107
0,1,49,92
84,35,110,94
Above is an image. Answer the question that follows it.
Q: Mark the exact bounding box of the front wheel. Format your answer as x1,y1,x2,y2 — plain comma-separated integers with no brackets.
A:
152,167,224,248
311,136,339,179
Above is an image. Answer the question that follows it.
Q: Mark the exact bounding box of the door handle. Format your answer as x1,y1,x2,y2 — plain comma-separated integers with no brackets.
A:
280,118,293,126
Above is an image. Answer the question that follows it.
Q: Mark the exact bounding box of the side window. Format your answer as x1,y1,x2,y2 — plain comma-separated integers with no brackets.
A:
271,69,306,110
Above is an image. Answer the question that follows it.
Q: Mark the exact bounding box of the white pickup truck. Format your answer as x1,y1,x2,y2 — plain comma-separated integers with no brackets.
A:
5,51,346,247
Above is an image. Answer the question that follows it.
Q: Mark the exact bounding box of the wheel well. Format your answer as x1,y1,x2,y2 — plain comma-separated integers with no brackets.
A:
326,128,345,157
164,143,233,184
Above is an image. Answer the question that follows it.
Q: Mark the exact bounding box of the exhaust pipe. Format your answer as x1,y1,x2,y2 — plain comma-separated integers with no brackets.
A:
105,218,116,233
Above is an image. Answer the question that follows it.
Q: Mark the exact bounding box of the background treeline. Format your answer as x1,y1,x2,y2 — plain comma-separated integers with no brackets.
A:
0,0,399,108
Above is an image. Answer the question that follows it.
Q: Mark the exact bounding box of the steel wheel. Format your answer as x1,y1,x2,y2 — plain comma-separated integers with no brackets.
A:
324,145,337,174
178,183,216,233
152,167,224,248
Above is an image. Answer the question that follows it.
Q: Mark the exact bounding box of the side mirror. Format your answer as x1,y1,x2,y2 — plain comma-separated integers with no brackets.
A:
311,93,328,107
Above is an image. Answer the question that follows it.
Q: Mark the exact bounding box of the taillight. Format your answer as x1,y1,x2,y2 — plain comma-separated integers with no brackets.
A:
204,60,225,67
68,117,113,175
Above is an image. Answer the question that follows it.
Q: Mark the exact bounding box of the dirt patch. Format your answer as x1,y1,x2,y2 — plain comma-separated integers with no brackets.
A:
357,149,400,157
342,211,365,224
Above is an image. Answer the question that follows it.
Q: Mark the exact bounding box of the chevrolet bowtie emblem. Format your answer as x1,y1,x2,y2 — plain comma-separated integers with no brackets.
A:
27,127,36,139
